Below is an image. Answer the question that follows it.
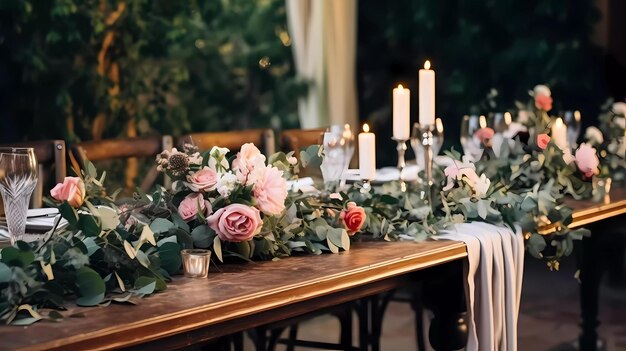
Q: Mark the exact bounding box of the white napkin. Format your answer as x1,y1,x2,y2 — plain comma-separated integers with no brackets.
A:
434,222,524,351
25,208,68,231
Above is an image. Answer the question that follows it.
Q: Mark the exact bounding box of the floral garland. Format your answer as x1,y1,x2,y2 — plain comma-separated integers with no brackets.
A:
0,84,613,325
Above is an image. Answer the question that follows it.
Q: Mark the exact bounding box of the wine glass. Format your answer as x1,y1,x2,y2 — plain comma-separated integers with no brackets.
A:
410,118,444,171
320,126,350,190
491,112,513,134
0,147,38,245
460,115,483,161
563,110,581,148
339,124,355,187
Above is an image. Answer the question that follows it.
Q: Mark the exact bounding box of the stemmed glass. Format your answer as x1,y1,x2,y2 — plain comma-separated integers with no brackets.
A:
320,125,354,190
410,118,444,171
0,148,38,245
563,110,581,148
460,115,484,161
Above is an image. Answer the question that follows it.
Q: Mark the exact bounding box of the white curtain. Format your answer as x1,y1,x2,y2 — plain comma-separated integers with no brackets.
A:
286,0,358,129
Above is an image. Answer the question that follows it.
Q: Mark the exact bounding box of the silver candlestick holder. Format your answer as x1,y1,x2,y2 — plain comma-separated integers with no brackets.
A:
393,137,409,192
420,125,435,211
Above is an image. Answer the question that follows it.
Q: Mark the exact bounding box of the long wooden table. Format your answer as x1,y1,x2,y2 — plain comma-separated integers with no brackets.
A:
0,240,467,351
2,188,625,351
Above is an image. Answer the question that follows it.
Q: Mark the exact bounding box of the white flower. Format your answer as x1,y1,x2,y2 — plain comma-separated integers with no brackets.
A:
533,84,551,97
584,126,604,145
614,117,625,129
287,156,298,165
612,102,626,116
208,146,230,171
216,172,239,197
468,173,491,198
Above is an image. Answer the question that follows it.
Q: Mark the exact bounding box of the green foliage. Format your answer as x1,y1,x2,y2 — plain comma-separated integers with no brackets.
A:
1,0,303,141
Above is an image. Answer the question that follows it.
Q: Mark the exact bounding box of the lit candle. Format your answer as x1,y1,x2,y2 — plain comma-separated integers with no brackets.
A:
551,117,568,150
359,123,376,180
419,60,435,126
479,115,487,129
393,84,410,140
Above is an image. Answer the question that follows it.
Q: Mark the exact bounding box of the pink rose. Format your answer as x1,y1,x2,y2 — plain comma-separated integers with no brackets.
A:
50,177,85,208
474,127,495,147
184,166,218,192
251,165,288,215
207,204,262,242
537,133,550,150
575,143,600,179
178,193,212,222
340,202,366,236
232,143,266,183
534,94,553,112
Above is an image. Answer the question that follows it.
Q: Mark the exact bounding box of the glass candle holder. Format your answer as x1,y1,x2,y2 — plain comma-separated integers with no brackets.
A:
181,249,212,278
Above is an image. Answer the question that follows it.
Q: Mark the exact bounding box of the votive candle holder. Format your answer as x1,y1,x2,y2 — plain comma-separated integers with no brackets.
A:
181,249,212,278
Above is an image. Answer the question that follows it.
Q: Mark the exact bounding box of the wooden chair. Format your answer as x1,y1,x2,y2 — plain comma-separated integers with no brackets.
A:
72,136,173,193
279,128,326,159
1,140,66,209
178,129,276,156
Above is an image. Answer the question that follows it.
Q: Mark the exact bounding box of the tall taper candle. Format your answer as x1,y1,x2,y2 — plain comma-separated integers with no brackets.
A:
419,60,435,126
393,84,411,140
359,123,376,180
551,117,568,150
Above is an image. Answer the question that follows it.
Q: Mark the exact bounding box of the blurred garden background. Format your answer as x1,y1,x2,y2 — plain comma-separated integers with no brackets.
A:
1,0,625,163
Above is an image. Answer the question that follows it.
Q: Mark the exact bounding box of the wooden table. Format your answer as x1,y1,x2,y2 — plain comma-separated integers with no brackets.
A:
0,240,467,351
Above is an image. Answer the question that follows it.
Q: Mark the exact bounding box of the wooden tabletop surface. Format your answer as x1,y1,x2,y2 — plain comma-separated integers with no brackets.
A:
0,240,467,351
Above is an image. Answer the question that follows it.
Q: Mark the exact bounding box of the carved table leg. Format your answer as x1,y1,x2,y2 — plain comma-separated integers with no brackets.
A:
422,259,468,351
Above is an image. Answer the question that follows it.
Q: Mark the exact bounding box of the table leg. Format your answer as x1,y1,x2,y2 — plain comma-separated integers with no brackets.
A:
423,259,468,351
576,227,604,351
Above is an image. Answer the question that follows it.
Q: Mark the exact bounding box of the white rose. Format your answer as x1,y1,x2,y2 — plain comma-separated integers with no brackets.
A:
216,172,238,197
584,126,604,145
533,84,551,97
612,102,626,116
208,146,230,171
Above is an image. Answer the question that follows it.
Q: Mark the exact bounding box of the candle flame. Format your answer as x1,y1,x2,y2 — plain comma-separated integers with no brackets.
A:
574,110,581,122
479,115,487,129
436,118,444,132
397,84,404,90
504,112,512,125
555,117,564,127
363,123,370,133
424,60,431,70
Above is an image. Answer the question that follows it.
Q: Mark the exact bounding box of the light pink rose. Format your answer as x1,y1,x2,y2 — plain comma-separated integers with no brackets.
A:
50,177,85,208
251,165,288,215
575,143,600,179
207,204,262,242
535,94,553,111
232,143,266,184
537,133,550,150
178,193,212,222
340,202,366,236
474,127,495,147
184,166,218,192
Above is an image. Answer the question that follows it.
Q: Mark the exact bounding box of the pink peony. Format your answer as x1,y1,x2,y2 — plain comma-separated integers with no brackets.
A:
574,143,600,179
340,202,366,236
178,193,212,222
251,165,288,215
184,166,218,192
50,177,85,208
207,204,262,242
232,143,266,183
537,133,550,150
474,127,495,147
534,95,553,111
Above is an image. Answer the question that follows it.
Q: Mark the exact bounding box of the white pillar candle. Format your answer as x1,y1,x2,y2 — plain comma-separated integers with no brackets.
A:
551,117,568,150
419,60,435,126
359,123,376,180
393,84,411,140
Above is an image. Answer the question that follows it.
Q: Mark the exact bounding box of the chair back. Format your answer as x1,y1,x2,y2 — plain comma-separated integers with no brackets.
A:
178,129,276,156
0,140,66,209
279,128,325,159
73,136,173,193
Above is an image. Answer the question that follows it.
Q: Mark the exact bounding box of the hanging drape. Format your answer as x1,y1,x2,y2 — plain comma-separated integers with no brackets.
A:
286,0,358,129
